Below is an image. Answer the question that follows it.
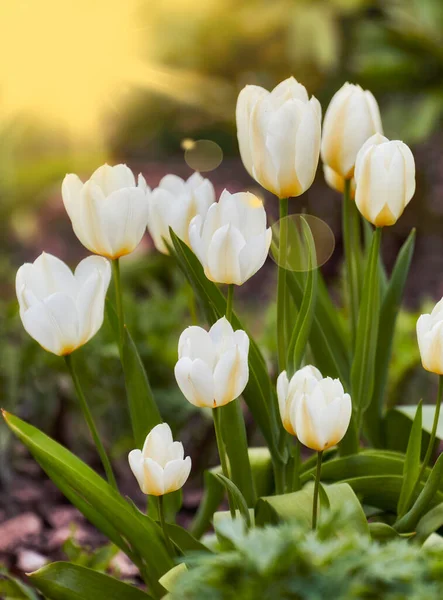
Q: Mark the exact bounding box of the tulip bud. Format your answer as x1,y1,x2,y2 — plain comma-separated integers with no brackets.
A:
354,133,416,227
417,299,443,375
16,253,111,356
277,366,351,451
189,189,271,285
236,77,321,198
175,317,249,408
323,165,355,198
128,423,191,496
147,172,215,254
321,83,383,179
62,163,150,259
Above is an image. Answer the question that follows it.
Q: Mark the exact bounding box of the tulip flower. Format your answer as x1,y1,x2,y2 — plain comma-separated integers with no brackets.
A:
417,299,443,375
16,253,111,356
175,317,249,408
147,172,215,254
236,77,321,198
188,189,271,285
128,423,191,496
354,133,416,227
321,83,383,179
277,365,352,451
62,163,149,259
323,165,355,198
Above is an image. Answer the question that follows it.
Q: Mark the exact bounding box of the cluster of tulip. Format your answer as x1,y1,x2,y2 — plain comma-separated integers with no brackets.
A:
14,76,443,542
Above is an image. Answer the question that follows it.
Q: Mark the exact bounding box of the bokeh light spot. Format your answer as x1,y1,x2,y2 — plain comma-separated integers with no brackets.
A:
181,138,196,151
184,139,223,172
270,214,335,272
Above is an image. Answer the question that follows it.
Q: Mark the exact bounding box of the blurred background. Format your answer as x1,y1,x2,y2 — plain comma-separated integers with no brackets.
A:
1,0,443,571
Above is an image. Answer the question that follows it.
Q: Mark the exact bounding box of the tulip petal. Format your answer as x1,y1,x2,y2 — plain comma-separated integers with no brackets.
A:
206,224,245,284
239,228,271,283
143,423,174,467
17,253,77,301
178,326,216,367
90,163,136,195
236,85,268,177
163,457,191,494
294,100,321,192
21,301,64,355
143,458,164,496
213,347,249,407
128,449,145,492
74,255,111,289
175,357,214,407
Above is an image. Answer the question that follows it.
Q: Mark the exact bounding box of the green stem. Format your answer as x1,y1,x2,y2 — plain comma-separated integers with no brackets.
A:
111,258,125,351
312,450,323,530
226,284,234,323
64,354,117,491
291,439,301,492
213,407,236,517
342,179,359,346
277,197,289,372
403,376,443,512
158,495,175,556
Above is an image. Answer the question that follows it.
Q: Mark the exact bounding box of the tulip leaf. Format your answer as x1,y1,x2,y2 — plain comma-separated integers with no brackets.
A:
369,522,414,542
29,562,152,600
395,453,443,533
287,217,318,374
350,227,382,430
385,405,439,455
256,482,369,537
163,523,211,554
168,230,282,460
159,564,187,594
3,412,172,596
0,570,39,600
214,473,252,528
364,229,416,446
397,400,423,517
416,502,443,543
285,269,350,384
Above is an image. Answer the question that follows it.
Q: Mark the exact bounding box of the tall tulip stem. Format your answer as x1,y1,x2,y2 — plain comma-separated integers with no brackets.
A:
158,495,175,556
64,354,117,491
111,258,125,351
312,450,323,530
277,197,289,372
213,407,236,517
342,179,360,345
226,284,234,323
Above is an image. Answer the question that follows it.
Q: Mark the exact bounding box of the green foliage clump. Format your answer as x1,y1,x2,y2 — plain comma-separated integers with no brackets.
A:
172,510,443,600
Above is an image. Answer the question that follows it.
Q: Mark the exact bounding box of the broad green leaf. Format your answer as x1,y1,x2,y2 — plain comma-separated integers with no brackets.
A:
159,564,187,594
286,269,350,384
351,227,382,429
395,453,443,533
287,217,318,374
163,523,210,554
397,400,422,517
385,405,438,456
214,473,251,527
3,412,172,596
256,482,369,537
369,522,414,542
0,571,38,600
416,502,443,543
220,399,256,506
121,326,162,448
364,229,416,446
169,231,282,460
29,562,152,600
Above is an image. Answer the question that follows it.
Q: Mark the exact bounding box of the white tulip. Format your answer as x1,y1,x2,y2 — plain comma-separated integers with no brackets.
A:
355,133,415,227
321,82,383,179
189,189,271,285
175,317,249,408
323,165,355,197
236,77,321,198
16,253,111,356
128,423,191,496
277,366,322,436
417,299,443,375
147,172,215,254
62,163,149,259
277,365,351,451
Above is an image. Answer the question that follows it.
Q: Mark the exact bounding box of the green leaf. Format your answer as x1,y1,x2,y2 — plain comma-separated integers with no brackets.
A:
397,400,422,517
395,453,443,533
351,227,382,428
163,523,210,554
3,412,172,596
159,564,187,594
121,326,162,448
169,230,282,460
256,482,369,537
364,229,416,446
385,405,439,456
287,217,318,373
286,269,350,384
0,570,39,600
214,473,252,527
369,522,414,542
29,562,152,600
416,502,443,543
